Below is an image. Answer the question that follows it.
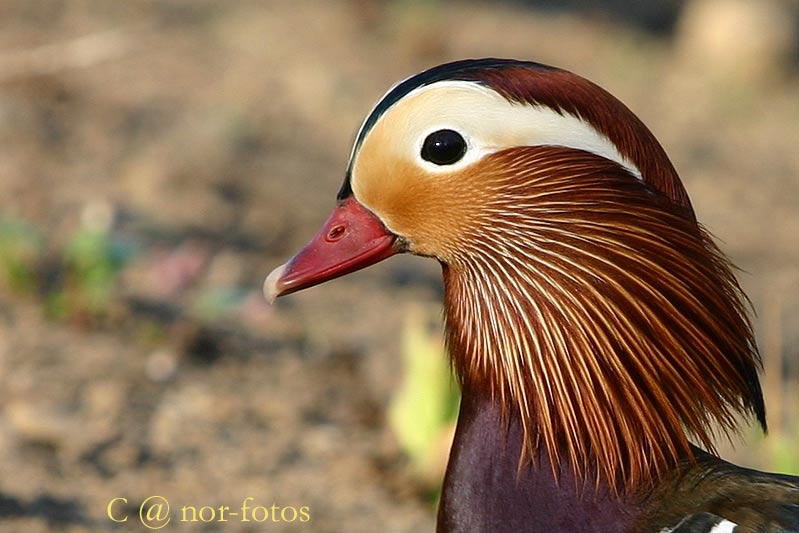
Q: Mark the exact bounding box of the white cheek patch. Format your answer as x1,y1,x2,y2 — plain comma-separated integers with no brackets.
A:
356,80,642,181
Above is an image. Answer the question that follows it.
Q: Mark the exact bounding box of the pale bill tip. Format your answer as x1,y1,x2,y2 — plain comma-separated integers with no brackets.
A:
263,263,288,305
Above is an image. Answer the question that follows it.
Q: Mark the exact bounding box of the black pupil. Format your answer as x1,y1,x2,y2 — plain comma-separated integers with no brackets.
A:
421,129,466,165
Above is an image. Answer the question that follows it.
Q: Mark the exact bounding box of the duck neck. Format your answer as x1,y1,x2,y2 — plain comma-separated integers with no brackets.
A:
437,386,644,533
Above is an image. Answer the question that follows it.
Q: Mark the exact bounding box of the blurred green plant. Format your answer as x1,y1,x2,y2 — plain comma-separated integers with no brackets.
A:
0,216,43,295
0,213,136,322
49,227,134,320
389,305,460,486
771,434,799,475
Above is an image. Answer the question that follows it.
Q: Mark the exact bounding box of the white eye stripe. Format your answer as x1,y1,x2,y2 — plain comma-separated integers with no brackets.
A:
354,79,643,181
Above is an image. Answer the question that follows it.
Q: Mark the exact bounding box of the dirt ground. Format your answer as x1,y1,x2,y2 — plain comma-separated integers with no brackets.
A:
0,1,797,532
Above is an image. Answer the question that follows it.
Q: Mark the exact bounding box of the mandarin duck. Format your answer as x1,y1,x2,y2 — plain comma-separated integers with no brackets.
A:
265,59,799,532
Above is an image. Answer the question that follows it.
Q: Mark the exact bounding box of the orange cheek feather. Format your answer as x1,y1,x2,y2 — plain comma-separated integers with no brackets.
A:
352,153,483,261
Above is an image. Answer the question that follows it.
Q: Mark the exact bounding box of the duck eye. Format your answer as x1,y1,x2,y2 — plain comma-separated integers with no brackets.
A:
421,129,467,165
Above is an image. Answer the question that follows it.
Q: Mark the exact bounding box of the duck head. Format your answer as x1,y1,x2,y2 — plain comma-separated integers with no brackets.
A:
265,59,765,491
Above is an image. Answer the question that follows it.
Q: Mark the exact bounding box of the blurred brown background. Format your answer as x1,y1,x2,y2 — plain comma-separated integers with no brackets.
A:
0,1,797,531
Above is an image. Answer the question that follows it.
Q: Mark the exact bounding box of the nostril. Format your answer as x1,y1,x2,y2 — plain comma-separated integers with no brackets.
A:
327,224,346,242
